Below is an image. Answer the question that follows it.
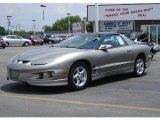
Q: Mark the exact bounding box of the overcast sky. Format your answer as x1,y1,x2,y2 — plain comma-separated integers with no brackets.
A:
0,3,88,31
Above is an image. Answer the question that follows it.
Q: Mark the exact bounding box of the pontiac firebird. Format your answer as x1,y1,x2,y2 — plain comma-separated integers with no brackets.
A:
7,32,151,91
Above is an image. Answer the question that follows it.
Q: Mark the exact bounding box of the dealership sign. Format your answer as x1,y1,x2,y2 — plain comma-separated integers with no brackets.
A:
72,22,83,34
87,4,160,21
100,21,133,31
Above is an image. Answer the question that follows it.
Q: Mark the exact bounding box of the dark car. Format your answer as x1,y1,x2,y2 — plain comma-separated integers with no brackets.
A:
42,35,54,44
59,35,67,41
0,36,6,49
22,35,44,45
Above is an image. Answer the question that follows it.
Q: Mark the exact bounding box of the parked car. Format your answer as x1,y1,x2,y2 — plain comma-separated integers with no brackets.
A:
22,35,44,45
7,32,151,91
3,35,32,47
59,35,67,41
43,35,54,44
43,35,63,44
0,36,6,49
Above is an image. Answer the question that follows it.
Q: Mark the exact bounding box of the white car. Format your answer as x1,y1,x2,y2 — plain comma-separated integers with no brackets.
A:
3,35,32,47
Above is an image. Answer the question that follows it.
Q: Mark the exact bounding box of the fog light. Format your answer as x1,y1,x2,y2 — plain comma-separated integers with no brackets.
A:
42,71,55,79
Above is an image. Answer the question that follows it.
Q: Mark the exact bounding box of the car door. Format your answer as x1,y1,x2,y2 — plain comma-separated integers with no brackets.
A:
97,34,133,74
14,36,22,46
17,36,24,46
6,36,16,46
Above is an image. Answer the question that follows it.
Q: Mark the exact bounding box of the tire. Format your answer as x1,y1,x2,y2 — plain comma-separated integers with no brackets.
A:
68,62,91,91
48,41,52,44
5,42,9,47
134,56,145,77
151,54,154,60
24,42,29,46
2,44,6,49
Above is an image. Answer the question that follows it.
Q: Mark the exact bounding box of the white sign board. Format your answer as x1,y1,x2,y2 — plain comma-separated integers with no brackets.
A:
87,4,160,21
72,22,83,34
100,21,133,31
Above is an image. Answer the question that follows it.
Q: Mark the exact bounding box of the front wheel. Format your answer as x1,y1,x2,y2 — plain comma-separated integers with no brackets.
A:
68,62,90,91
134,56,145,77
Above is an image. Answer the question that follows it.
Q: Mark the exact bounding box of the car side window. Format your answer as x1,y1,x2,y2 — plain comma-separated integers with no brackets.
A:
6,36,11,39
103,35,128,48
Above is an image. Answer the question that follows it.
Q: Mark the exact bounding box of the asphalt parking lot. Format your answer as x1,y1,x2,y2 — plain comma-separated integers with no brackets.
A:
0,45,160,117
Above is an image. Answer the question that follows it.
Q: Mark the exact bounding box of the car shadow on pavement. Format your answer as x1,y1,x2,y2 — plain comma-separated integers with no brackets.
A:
0,73,147,95
0,82,70,95
89,73,147,88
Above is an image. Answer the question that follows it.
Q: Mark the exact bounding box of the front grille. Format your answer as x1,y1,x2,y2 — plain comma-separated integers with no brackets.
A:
10,70,19,79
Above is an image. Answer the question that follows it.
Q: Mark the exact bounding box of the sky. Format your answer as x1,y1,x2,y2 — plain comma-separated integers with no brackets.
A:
0,3,88,31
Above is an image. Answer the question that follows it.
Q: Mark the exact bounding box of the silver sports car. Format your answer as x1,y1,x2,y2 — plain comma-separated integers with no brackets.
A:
7,32,151,91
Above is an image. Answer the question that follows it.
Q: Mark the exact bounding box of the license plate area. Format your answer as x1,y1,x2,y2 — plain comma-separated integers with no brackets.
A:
10,70,19,79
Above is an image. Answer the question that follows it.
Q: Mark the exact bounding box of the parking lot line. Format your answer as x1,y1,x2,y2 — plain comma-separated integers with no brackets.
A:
2,93,160,112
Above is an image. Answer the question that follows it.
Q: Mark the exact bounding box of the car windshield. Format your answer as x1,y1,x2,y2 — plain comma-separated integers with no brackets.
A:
55,34,101,49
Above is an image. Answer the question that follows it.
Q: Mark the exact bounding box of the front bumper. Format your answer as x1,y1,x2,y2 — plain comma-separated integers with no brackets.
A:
7,64,68,86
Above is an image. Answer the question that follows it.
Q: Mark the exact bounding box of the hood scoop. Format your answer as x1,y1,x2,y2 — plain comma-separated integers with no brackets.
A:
17,60,31,65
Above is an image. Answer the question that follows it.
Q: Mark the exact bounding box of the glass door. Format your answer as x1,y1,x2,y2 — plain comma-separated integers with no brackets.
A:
150,26,157,43
158,26,160,44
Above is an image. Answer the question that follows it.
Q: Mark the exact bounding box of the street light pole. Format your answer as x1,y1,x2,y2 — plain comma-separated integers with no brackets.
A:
32,20,36,36
6,16,12,35
67,13,71,37
40,5,46,36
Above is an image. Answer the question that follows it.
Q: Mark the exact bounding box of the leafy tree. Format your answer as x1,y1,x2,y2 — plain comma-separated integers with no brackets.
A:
52,16,81,31
44,25,52,32
86,22,93,32
0,26,6,35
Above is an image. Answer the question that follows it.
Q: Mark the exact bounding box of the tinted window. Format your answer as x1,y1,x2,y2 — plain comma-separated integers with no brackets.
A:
103,35,128,48
56,34,102,49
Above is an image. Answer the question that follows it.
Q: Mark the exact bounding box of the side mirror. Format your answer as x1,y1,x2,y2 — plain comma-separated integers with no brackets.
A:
99,44,112,51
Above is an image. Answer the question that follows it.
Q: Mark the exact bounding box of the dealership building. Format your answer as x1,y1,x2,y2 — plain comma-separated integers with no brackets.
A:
87,3,160,44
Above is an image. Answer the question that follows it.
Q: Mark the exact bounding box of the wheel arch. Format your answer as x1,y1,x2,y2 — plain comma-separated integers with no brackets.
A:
70,59,92,74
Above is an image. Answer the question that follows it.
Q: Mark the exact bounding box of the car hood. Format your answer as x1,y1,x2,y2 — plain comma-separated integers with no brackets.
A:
12,47,86,65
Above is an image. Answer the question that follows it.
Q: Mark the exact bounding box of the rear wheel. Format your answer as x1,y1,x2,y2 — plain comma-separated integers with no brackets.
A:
68,62,90,91
5,42,9,47
134,56,145,77
24,41,29,46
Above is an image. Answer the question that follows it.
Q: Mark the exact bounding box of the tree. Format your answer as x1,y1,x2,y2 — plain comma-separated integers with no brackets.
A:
52,16,81,31
0,26,6,35
86,22,93,32
44,25,52,32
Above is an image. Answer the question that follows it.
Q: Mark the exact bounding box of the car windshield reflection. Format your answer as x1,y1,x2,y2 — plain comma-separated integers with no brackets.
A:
55,34,101,49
